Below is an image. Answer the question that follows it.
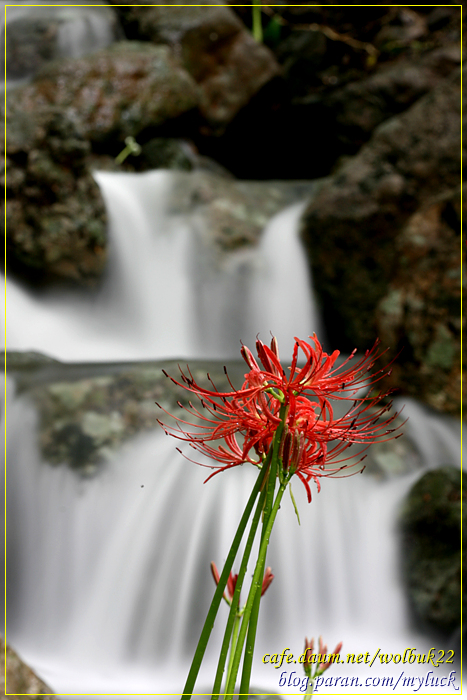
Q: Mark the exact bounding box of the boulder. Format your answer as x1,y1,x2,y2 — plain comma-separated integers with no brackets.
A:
0,636,55,696
2,41,200,283
300,67,463,413
206,5,461,179
2,101,107,284
110,1,280,131
399,466,465,638
4,351,248,474
14,42,200,142
165,170,315,252
375,187,463,415
322,48,461,152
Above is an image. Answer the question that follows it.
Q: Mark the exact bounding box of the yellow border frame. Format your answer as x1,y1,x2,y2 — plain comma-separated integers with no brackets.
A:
2,2,464,696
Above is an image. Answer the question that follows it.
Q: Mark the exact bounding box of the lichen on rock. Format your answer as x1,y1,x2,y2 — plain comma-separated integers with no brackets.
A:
300,67,463,414
399,466,465,638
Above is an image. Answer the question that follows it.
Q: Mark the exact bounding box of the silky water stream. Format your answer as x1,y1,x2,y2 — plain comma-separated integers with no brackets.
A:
2,170,464,697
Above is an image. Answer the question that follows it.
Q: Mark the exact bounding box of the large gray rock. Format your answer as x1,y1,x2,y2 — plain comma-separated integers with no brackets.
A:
399,466,465,638
323,48,462,150
2,41,200,283
110,1,280,131
165,170,316,252
301,66,463,414
15,42,200,142
5,351,248,474
375,186,463,415
2,101,107,283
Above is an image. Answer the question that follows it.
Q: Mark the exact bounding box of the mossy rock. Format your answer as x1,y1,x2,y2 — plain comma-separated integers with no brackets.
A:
399,466,465,636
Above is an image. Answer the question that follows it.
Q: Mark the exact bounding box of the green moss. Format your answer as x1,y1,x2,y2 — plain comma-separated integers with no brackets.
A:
425,324,456,371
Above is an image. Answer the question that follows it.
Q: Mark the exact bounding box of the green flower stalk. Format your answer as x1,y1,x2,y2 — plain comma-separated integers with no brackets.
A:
302,636,343,699
115,136,142,164
252,0,263,43
158,334,403,698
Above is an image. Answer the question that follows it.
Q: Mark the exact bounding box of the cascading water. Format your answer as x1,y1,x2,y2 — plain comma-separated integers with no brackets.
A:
3,169,463,698
3,170,321,362
2,0,120,90
3,383,463,697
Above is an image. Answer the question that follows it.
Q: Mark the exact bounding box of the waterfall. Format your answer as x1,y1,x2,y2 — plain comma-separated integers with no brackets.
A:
3,169,463,698
3,382,463,697
2,0,120,89
3,170,321,361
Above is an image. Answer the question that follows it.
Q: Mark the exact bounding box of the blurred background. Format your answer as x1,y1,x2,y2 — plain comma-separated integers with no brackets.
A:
1,1,464,697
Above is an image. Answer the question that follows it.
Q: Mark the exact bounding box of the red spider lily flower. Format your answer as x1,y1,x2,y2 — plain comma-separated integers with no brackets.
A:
210,562,273,604
158,335,404,501
303,637,342,676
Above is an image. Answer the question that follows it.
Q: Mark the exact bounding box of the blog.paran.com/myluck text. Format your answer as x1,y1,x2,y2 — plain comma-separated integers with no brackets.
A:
277,669,460,693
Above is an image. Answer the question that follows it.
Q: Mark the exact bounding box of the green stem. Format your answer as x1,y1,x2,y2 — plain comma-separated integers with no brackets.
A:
224,476,291,700
180,457,269,699
304,676,315,700
115,136,141,164
226,613,241,689
252,0,263,43
239,404,288,695
210,487,267,700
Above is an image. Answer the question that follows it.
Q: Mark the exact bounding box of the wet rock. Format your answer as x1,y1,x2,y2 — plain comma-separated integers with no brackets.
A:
166,170,316,252
4,351,61,371
2,41,200,283
140,137,195,171
364,412,421,479
18,42,200,143
322,51,461,151
375,187,464,415
2,101,107,284
0,636,55,696
110,1,280,131
8,354,247,473
399,466,465,637
300,67,462,413
204,5,461,179
3,5,122,81
373,8,427,51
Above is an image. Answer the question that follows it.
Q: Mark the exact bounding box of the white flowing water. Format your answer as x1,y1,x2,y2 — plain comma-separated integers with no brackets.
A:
3,171,321,362
3,169,464,698
3,384,463,697
2,1,120,89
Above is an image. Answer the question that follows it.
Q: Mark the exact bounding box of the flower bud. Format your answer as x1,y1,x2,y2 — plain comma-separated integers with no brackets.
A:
227,572,238,600
303,637,314,674
211,562,236,604
318,641,343,673
270,336,279,358
261,567,274,596
240,344,259,371
256,339,273,373
210,561,220,586
279,430,292,471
